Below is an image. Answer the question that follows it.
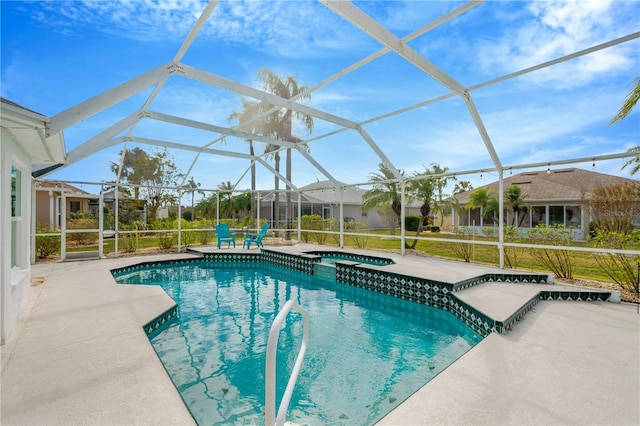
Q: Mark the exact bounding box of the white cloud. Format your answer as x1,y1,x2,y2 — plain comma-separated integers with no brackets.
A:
477,0,638,89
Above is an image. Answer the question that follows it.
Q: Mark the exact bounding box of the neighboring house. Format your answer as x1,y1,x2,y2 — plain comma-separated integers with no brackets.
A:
258,180,421,229
450,168,639,239
35,181,93,230
1,98,65,344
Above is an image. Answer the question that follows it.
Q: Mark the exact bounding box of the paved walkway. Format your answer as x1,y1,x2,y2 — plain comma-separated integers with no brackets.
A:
1,247,638,425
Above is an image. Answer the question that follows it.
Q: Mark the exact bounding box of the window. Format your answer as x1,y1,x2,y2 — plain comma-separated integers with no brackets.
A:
549,206,564,226
566,206,581,228
531,206,546,227
70,200,81,213
361,210,367,217
11,165,21,267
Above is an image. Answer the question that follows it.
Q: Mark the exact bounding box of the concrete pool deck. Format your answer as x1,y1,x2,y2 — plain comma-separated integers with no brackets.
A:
1,245,639,425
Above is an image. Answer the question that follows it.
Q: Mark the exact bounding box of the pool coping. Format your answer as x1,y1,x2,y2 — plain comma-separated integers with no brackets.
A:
124,247,612,338
2,246,637,425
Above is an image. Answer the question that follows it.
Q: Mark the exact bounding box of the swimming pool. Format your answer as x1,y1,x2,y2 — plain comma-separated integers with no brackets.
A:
114,261,483,425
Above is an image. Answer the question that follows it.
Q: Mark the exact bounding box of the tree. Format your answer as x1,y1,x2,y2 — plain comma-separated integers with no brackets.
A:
228,98,272,216
256,68,314,239
610,76,639,175
110,147,148,199
428,163,455,227
115,148,183,221
362,163,405,231
504,185,528,226
466,187,495,223
583,182,640,234
406,171,435,249
453,180,473,194
218,181,234,219
620,146,640,176
184,176,202,219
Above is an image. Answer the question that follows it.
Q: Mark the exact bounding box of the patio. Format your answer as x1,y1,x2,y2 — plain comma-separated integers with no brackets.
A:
2,248,638,425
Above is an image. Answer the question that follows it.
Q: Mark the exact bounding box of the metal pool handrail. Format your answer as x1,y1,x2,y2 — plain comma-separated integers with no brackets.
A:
265,299,309,426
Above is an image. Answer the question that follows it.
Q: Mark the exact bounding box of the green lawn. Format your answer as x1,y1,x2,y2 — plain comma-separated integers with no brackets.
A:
53,229,639,286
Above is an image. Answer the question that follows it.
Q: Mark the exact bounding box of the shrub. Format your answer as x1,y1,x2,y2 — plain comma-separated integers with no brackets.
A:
589,230,639,295
197,220,215,245
35,224,60,259
177,219,197,247
182,209,194,221
502,225,523,269
299,215,325,244
347,220,369,248
526,225,575,279
404,215,421,232
450,227,475,262
326,218,341,245
153,221,175,250
119,225,139,253
67,218,98,245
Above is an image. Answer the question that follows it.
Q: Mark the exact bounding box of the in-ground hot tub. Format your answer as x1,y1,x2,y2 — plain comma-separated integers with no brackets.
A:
304,250,395,266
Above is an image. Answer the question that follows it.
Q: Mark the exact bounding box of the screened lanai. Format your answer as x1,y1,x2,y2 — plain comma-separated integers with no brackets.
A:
3,0,639,265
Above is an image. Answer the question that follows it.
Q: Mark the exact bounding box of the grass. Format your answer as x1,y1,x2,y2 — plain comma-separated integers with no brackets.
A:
53,229,639,286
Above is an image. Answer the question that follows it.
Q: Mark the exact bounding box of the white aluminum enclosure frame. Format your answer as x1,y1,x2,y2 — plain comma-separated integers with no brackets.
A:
31,0,639,267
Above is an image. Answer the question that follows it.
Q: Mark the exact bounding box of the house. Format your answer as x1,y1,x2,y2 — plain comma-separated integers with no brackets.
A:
34,181,93,230
257,180,421,229
1,98,66,344
450,168,639,239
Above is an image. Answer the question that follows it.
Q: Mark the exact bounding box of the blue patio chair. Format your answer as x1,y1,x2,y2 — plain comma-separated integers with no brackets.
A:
216,223,236,249
243,223,268,249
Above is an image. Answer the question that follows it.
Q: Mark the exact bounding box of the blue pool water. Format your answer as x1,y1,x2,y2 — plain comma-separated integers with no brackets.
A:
115,262,482,425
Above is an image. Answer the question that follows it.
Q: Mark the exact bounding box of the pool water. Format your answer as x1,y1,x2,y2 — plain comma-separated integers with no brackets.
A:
115,262,482,425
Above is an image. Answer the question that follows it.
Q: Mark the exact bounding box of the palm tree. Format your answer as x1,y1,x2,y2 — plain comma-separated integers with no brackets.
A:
620,146,640,176
228,99,272,216
406,172,435,249
466,187,497,226
504,185,529,226
611,76,639,175
429,163,455,227
184,176,201,220
256,68,314,238
217,181,234,219
453,180,473,194
362,163,405,232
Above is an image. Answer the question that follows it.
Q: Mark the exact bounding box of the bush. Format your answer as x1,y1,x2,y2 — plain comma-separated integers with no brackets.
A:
526,225,575,279
450,227,475,262
67,218,98,245
35,225,60,259
182,209,194,221
347,220,369,248
425,225,440,232
153,221,175,250
326,218,341,245
589,230,639,295
503,226,523,269
177,219,197,247
405,215,421,232
299,215,325,244
197,220,215,245
119,225,139,253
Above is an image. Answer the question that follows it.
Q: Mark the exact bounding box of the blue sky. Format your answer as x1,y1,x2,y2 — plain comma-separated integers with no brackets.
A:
2,0,639,199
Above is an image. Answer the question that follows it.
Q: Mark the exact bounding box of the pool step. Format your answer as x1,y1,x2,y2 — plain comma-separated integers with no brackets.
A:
314,263,336,281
